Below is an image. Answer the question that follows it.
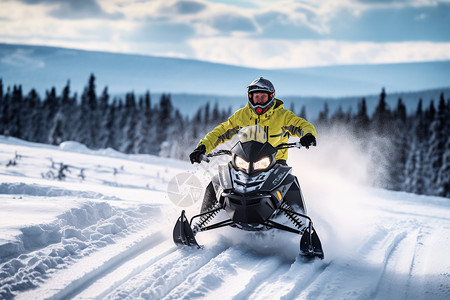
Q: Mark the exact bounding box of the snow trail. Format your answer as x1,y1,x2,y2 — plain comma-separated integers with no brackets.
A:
1,137,450,299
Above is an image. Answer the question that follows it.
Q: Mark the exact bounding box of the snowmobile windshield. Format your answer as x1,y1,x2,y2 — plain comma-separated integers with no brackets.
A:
236,125,268,144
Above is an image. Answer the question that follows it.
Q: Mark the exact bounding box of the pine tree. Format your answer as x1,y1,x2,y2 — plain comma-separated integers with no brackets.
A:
56,81,76,142
290,102,295,114
135,92,154,154
298,105,307,119
25,89,42,142
418,99,441,195
433,93,450,196
372,88,391,136
409,99,429,194
353,98,370,139
388,98,408,190
78,74,99,148
204,102,210,126
0,79,3,134
438,137,450,197
121,92,137,153
212,102,220,122
330,105,346,125
317,102,329,128
99,86,109,113
156,94,173,152
6,85,23,138
98,98,116,149
0,86,10,136
161,109,185,159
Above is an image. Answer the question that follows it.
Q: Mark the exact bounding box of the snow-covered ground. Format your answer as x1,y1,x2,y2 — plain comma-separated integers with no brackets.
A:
0,135,449,299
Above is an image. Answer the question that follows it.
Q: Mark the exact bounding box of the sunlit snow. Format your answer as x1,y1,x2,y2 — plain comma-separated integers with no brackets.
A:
0,135,449,299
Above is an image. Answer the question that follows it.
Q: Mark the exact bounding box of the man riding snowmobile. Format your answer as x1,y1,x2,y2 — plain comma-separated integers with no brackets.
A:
190,77,317,212
177,77,323,259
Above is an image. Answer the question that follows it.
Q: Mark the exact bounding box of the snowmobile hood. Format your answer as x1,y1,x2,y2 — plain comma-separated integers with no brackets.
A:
232,141,277,163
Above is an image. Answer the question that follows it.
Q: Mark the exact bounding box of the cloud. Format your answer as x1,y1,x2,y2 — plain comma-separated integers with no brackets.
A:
3,0,450,69
328,3,450,42
188,37,450,68
254,11,323,39
18,0,123,19
210,13,256,33
249,1,450,42
132,21,196,43
173,0,206,14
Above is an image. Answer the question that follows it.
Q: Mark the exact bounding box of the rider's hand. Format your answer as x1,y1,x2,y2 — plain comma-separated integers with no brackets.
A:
189,144,206,164
300,133,316,149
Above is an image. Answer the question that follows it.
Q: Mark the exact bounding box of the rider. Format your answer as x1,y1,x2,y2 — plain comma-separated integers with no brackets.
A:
189,77,317,165
189,77,317,212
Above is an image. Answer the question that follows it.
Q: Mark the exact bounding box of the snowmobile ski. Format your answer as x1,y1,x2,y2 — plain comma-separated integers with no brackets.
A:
173,210,201,248
300,225,324,259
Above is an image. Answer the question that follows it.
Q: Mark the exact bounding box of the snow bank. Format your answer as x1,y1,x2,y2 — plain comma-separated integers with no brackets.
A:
0,201,161,299
0,182,113,199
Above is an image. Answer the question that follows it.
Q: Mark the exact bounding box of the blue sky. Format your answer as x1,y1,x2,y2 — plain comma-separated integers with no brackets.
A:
1,0,450,68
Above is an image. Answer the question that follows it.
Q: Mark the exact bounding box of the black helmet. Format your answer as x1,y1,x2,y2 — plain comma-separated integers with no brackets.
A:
247,77,275,115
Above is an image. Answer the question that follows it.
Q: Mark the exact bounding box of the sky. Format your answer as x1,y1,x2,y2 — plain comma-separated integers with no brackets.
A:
1,0,450,69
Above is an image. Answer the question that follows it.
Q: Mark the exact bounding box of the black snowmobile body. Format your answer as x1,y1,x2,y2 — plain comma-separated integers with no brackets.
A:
173,126,324,259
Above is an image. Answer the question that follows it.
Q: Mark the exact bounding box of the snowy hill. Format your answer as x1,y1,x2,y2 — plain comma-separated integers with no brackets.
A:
0,135,449,299
1,43,450,100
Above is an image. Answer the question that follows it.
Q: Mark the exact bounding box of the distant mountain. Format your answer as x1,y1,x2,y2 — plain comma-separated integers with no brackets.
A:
283,88,450,120
156,88,450,120
1,43,449,118
1,43,449,97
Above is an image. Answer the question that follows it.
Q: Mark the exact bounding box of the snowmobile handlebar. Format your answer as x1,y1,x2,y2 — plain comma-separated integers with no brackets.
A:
200,150,232,162
199,143,303,163
275,142,303,150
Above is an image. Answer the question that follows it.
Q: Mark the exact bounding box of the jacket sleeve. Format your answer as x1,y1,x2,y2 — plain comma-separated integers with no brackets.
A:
283,110,317,138
197,110,242,153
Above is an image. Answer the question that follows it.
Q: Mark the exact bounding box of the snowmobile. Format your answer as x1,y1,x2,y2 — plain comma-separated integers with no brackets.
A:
173,125,324,259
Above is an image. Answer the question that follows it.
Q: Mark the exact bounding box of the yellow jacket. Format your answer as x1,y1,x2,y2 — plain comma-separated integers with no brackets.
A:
198,99,317,161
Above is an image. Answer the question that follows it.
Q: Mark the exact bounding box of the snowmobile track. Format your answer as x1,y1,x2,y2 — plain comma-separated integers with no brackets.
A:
103,242,232,299
163,245,286,300
16,230,168,300
72,238,174,299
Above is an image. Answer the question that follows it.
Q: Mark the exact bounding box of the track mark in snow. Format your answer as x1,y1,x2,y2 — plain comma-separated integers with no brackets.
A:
281,260,332,300
0,182,120,200
16,230,166,300
371,228,422,299
370,227,413,299
72,238,175,299
162,245,291,300
105,242,231,299
289,226,410,299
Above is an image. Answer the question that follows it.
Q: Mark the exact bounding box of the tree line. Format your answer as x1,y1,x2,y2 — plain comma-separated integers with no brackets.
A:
0,75,448,198
0,74,231,159
313,88,449,198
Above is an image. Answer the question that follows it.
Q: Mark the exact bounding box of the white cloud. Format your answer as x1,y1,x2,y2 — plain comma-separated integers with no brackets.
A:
188,38,450,68
1,0,450,69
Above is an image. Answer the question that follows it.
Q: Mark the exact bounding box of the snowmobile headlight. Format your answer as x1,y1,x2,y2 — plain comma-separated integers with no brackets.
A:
235,156,250,171
253,156,271,170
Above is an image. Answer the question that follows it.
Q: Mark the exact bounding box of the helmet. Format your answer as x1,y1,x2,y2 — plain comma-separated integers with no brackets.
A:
247,77,275,115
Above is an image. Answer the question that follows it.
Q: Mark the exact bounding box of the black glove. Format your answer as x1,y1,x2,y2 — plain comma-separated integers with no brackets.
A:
189,144,206,164
300,133,316,149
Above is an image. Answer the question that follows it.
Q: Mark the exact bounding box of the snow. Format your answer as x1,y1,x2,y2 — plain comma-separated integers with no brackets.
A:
0,135,449,299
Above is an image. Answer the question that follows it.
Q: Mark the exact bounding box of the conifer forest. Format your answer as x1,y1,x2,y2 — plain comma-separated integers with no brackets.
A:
1,74,449,198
